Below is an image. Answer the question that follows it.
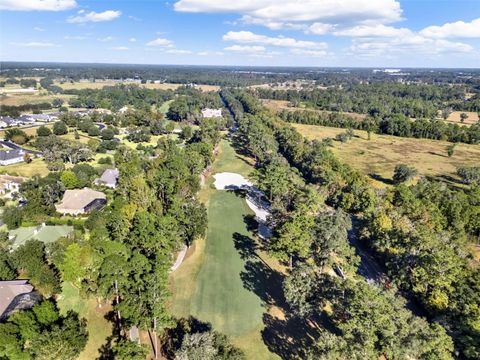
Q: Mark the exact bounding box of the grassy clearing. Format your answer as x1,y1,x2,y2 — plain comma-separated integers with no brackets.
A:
54,81,220,92
169,140,280,359
293,124,480,186
57,282,112,360
444,111,479,125
158,99,174,115
0,158,50,177
0,93,74,106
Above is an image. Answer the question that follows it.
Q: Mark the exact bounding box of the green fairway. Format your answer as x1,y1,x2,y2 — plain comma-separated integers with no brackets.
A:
190,190,264,336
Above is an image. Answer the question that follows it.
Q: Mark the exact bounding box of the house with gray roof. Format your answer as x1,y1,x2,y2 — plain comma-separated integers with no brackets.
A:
0,150,24,166
0,280,41,320
55,188,107,215
94,168,119,189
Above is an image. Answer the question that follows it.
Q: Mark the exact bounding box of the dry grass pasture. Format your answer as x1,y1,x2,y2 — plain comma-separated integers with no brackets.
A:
0,92,74,106
444,111,479,125
293,124,480,186
55,80,220,92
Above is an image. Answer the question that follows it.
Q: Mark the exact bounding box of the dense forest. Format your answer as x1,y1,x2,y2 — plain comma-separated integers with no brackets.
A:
255,84,480,117
223,90,479,359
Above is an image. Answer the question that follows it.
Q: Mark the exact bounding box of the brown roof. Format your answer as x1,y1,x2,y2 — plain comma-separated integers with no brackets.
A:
0,280,33,318
0,174,26,185
55,188,106,212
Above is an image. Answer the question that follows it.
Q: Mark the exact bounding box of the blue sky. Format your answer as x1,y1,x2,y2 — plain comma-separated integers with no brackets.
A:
0,0,479,67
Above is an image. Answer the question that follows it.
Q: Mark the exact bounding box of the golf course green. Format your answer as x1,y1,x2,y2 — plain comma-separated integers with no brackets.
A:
190,190,264,336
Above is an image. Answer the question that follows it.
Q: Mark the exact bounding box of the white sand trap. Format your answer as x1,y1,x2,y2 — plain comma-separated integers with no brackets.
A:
214,172,272,239
213,172,252,190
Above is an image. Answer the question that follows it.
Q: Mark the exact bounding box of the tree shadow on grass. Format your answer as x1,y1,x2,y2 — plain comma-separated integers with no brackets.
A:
368,173,394,185
233,231,325,359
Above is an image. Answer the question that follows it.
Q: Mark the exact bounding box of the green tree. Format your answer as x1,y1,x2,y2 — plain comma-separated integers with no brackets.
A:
60,170,79,189
112,339,149,360
2,206,24,229
393,164,418,184
446,143,456,157
37,125,52,137
53,121,68,135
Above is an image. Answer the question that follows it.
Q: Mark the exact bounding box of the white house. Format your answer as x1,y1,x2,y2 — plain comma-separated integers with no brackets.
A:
0,175,26,198
94,168,119,189
0,150,24,166
201,108,223,118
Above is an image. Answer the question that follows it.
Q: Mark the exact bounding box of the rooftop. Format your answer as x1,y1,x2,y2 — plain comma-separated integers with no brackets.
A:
56,188,106,211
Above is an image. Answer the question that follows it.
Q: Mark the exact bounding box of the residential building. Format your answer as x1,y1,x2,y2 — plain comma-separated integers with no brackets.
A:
0,175,26,198
94,168,119,189
201,108,223,118
0,280,41,321
9,224,74,250
0,150,24,166
55,188,107,215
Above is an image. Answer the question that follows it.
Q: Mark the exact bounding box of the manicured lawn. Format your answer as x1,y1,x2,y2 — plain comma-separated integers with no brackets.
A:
0,158,50,177
158,99,174,114
190,191,264,336
170,140,281,359
293,123,480,187
57,282,113,360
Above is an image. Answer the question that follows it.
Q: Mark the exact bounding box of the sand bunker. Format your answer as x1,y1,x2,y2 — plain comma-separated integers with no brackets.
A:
213,172,252,190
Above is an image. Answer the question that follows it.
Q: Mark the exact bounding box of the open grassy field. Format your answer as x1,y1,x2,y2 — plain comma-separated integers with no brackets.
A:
0,93,74,106
0,158,50,177
57,282,112,360
54,80,220,92
293,124,480,186
444,111,479,125
170,140,281,359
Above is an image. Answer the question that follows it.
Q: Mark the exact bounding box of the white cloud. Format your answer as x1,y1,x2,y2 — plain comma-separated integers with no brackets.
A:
11,41,59,47
307,23,335,35
64,35,86,40
333,24,413,37
290,48,329,57
146,38,174,47
420,18,480,38
223,31,327,49
197,51,209,56
97,36,114,42
129,38,137,42
33,26,45,31
166,49,193,54
110,46,129,51
67,10,121,23
0,0,76,11
174,0,402,29
224,45,266,53
350,35,473,58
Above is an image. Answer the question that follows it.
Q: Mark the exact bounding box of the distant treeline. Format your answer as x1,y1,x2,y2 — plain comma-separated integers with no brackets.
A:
2,62,480,87
65,84,175,111
0,103,52,117
279,109,480,144
254,83,480,118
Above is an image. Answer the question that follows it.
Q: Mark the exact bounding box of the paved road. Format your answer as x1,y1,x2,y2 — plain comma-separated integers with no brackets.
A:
348,215,384,283
0,140,43,156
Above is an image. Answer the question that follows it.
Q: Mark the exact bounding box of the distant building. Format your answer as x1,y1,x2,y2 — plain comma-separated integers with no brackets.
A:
28,113,59,122
0,175,26,198
0,116,17,128
201,108,223,118
0,150,24,166
55,188,107,216
0,280,41,321
94,168,119,189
